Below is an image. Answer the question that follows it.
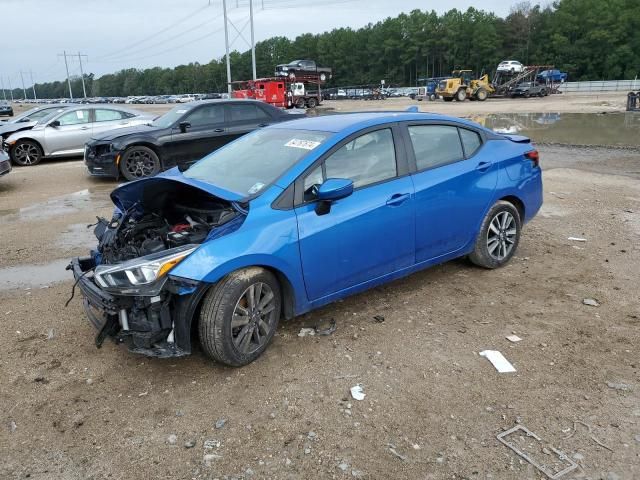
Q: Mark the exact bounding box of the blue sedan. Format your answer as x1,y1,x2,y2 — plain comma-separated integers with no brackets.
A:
71,110,543,366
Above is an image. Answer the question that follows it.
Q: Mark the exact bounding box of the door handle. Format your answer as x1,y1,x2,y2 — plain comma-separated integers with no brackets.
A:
476,161,491,171
258,123,268,127
386,193,410,206
214,128,224,133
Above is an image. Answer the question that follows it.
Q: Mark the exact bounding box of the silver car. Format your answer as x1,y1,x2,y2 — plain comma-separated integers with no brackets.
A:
0,104,70,143
4,105,155,166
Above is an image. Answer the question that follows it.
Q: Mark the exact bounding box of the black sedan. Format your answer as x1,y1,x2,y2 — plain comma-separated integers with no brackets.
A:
510,82,548,98
85,99,302,181
0,102,14,117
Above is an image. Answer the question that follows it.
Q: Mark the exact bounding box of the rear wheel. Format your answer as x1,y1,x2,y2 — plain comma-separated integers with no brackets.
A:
469,201,521,269
456,89,467,102
199,267,281,367
11,140,43,166
120,145,161,181
306,97,318,108
295,98,306,109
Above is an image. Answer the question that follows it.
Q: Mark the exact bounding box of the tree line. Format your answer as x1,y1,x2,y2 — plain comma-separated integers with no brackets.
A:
7,0,639,99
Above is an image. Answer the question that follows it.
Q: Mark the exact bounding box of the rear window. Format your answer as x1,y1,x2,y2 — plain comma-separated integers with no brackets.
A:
459,129,482,157
408,125,464,170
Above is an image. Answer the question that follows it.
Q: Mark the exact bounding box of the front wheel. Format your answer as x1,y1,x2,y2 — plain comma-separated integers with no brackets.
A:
199,267,281,367
456,89,467,102
120,145,161,181
469,201,521,269
11,140,43,166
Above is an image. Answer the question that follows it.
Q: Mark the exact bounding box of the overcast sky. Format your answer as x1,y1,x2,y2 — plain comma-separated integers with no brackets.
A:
2,0,514,87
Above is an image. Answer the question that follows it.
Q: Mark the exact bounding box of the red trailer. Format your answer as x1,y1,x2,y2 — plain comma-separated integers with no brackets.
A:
231,75,325,109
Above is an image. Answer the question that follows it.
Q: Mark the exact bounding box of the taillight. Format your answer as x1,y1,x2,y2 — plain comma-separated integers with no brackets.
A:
525,149,539,167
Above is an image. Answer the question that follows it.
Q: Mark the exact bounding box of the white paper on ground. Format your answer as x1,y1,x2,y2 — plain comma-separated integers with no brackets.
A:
506,335,522,343
567,237,587,242
479,350,516,373
350,385,366,401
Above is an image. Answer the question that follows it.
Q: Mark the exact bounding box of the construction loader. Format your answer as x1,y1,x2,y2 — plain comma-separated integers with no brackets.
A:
436,70,494,102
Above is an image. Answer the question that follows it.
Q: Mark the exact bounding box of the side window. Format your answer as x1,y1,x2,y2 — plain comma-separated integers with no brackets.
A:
324,129,397,189
459,128,482,157
303,165,323,201
229,104,265,122
57,109,90,126
408,125,464,170
94,109,125,122
185,105,224,127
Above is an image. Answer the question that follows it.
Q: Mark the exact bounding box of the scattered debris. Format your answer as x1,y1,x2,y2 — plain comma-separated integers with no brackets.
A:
350,385,365,401
215,418,226,429
606,381,631,392
351,469,364,477
175,410,185,417
315,319,337,336
298,328,316,337
203,439,221,450
387,444,407,461
138,391,148,397
184,439,196,448
506,334,522,343
563,420,614,452
203,453,222,466
373,315,385,323
338,462,349,472
497,425,577,479
304,447,311,454
568,237,587,242
46,328,55,340
9,420,17,433
307,431,317,440
582,298,600,307
167,434,178,445
479,350,516,373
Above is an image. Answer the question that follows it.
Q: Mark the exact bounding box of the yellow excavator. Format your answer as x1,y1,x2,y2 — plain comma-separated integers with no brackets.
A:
436,70,494,102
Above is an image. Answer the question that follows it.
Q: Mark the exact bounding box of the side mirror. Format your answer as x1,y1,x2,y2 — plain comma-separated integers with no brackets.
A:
49,120,60,128
179,121,191,133
315,178,353,215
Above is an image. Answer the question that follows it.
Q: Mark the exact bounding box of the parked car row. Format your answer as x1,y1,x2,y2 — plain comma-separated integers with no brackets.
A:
10,93,227,107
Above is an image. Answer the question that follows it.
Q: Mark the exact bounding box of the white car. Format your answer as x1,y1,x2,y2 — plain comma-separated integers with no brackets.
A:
497,60,524,74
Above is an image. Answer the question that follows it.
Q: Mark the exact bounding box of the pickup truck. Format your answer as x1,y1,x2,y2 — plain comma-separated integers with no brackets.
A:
275,60,332,82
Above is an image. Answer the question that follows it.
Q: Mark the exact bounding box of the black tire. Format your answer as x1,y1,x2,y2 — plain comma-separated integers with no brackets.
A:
294,98,306,109
199,267,282,367
475,88,488,101
456,89,467,102
120,145,161,181
306,97,318,108
11,139,43,166
469,200,521,269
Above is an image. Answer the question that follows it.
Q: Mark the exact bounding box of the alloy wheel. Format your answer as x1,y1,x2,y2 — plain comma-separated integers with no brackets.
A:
231,282,276,355
487,211,517,260
13,143,40,165
124,150,157,178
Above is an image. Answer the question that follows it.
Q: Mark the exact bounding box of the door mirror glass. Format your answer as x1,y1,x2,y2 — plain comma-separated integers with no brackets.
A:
179,121,191,133
317,178,353,201
49,120,60,128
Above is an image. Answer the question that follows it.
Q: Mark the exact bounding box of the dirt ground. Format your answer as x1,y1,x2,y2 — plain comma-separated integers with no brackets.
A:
1,94,639,480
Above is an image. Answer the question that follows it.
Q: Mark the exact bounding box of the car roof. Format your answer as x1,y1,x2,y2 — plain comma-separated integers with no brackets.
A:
271,111,481,133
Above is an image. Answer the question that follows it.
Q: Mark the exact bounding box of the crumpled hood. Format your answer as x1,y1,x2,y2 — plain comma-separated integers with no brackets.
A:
110,167,245,213
0,121,36,136
91,124,157,142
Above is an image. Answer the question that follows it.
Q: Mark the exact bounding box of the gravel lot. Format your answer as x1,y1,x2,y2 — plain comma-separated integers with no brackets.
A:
1,93,639,479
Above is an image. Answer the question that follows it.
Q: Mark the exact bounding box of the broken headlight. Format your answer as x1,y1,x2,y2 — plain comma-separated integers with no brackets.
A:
94,244,197,296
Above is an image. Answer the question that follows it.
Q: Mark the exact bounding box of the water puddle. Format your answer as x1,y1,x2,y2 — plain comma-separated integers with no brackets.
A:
470,112,640,147
0,188,112,222
0,258,72,292
56,223,98,250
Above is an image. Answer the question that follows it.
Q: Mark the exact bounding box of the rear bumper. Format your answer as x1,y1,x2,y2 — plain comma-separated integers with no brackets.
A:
70,256,203,358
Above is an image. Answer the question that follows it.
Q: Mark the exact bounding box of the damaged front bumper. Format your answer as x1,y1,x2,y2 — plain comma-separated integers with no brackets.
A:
70,256,207,358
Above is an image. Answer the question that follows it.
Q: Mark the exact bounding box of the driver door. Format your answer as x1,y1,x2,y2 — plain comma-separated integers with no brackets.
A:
294,127,415,302
45,109,91,155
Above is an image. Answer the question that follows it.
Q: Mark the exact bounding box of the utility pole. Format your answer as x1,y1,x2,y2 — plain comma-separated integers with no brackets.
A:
77,52,88,98
0,77,6,101
58,51,73,100
20,71,27,99
29,71,37,101
222,0,232,94
249,0,256,80
7,77,14,101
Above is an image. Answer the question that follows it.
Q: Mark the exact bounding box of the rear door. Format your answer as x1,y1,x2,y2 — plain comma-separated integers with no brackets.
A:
294,126,415,301
44,109,91,155
167,103,227,168
404,123,498,263
224,103,274,142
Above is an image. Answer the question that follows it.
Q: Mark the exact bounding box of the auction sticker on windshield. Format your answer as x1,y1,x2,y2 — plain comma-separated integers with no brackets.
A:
285,139,321,150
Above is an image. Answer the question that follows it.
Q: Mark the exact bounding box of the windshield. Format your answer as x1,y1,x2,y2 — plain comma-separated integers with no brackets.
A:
151,104,190,128
19,107,64,122
184,128,331,196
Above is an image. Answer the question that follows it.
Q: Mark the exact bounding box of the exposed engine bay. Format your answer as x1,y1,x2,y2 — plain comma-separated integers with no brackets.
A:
94,181,242,265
